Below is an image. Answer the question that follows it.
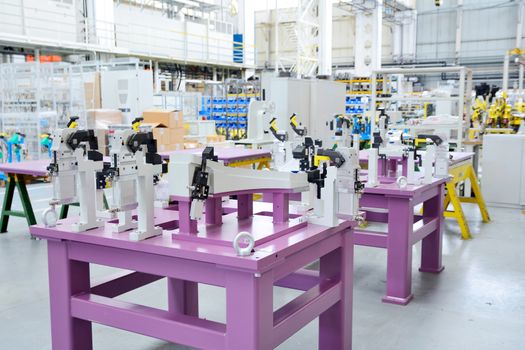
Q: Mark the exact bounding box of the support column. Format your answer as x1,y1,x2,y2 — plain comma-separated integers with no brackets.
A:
518,1,525,95
354,0,382,76
272,192,289,223
178,200,198,234
372,0,383,71
167,278,199,317
205,197,222,225
459,68,466,149
454,0,464,65
318,0,332,77
274,2,279,73
237,194,253,219
518,63,523,96
517,0,524,49
503,52,510,92
238,0,256,71
153,61,160,93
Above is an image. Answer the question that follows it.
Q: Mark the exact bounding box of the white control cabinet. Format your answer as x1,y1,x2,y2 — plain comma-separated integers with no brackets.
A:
262,77,346,146
482,134,525,208
101,69,153,124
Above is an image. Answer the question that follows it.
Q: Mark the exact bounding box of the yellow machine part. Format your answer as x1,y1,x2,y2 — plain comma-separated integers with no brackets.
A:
290,113,299,127
314,155,331,167
132,120,141,132
269,118,279,133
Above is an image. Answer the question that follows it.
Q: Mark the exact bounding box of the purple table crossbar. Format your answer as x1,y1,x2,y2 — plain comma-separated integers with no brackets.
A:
160,147,272,165
355,177,446,305
31,200,354,350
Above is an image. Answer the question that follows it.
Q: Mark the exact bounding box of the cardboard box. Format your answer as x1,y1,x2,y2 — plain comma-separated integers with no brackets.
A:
84,72,101,109
171,127,186,144
184,141,203,149
142,109,183,128
141,122,170,148
158,142,184,152
86,109,123,129
206,134,226,143
94,129,109,156
157,143,173,152
172,143,184,151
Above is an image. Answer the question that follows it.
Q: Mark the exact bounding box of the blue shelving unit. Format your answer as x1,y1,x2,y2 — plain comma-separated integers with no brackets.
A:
200,94,257,140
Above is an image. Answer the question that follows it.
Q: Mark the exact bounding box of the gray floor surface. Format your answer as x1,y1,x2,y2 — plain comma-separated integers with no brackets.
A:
0,182,524,350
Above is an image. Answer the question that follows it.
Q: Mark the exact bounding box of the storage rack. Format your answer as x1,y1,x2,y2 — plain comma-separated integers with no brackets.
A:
370,66,473,149
153,91,202,120
336,76,389,144
201,79,260,140
0,62,85,160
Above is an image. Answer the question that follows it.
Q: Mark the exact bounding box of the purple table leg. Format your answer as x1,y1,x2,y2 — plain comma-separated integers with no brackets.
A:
420,184,445,273
48,240,92,350
401,157,408,177
178,200,197,234
225,269,273,349
383,197,414,305
272,193,289,223
167,278,199,317
319,230,353,349
205,197,222,225
387,159,397,178
237,194,253,219
377,157,386,177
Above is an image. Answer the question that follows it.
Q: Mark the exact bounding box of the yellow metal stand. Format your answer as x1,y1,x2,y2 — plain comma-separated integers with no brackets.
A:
227,157,271,170
444,161,490,239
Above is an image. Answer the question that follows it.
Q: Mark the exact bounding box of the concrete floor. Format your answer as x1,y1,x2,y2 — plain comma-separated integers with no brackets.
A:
0,182,524,350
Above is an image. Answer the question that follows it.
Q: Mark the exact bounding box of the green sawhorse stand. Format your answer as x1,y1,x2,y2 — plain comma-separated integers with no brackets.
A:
0,174,37,232
0,173,109,234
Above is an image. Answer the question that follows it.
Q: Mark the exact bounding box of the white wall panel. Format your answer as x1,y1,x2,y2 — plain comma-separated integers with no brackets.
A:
113,3,233,64
0,0,24,35
25,0,77,42
0,0,77,42
417,0,525,62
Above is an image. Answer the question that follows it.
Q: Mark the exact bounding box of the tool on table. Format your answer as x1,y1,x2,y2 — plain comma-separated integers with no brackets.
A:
43,116,105,232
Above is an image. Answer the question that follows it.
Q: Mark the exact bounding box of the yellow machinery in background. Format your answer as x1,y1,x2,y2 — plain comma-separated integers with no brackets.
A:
471,97,487,128
487,92,512,129
468,91,524,140
468,48,525,139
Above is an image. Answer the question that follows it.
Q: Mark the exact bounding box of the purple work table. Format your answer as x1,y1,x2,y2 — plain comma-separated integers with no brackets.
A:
31,201,354,350
358,150,474,167
355,177,447,305
0,159,50,177
160,147,271,166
